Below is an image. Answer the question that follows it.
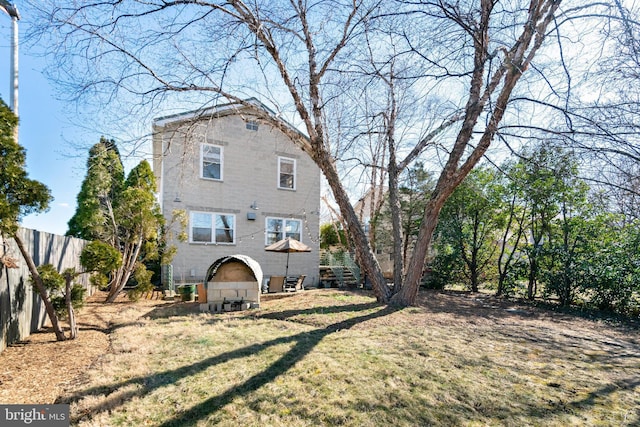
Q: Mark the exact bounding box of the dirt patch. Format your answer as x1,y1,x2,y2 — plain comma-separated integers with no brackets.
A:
0,291,170,404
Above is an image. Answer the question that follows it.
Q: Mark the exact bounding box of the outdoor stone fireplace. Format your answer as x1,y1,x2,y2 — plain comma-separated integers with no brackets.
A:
202,254,262,313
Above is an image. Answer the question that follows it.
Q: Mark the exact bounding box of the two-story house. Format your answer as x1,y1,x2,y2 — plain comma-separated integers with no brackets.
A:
152,99,321,289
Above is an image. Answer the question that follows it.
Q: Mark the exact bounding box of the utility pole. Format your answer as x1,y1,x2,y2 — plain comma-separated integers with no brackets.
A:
0,0,20,142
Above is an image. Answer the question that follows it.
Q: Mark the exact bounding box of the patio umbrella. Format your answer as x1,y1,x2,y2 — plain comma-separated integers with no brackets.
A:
265,237,312,278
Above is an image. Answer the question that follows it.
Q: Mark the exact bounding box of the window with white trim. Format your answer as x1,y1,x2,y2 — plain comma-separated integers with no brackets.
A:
201,144,223,180
278,157,296,190
190,212,235,244
265,217,302,245
246,120,259,131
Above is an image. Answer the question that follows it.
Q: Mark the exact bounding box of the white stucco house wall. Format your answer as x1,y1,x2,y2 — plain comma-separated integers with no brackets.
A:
152,99,321,288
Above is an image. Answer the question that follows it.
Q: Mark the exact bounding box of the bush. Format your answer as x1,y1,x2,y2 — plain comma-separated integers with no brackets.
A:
421,268,446,290
51,284,87,317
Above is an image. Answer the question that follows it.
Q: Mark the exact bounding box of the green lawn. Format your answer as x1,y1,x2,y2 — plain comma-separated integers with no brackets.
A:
62,289,640,426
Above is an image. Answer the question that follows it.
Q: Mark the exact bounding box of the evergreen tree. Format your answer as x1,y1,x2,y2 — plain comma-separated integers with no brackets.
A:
106,160,164,302
67,137,124,242
69,140,165,302
320,223,347,250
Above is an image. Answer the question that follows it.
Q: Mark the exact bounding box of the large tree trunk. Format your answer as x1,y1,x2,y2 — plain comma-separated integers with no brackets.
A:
388,156,404,292
391,198,445,305
13,233,66,341
386,89,404,292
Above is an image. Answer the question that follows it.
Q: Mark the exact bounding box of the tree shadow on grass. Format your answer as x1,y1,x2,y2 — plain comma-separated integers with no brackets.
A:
62,302,400,425
256,301,381,319
62,292,640,425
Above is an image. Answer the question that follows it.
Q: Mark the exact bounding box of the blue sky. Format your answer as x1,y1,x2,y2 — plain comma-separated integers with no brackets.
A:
1,11,106,235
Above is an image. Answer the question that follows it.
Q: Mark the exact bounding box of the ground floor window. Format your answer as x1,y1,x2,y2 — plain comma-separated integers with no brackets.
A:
190,211,235,244
265,217,301,244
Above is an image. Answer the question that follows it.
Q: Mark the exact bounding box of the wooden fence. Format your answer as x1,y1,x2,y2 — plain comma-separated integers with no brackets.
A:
0,228,90,353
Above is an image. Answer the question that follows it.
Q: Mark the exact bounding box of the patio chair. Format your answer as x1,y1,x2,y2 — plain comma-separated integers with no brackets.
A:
294,274,306,291
269,276,285,293
284,274,306,292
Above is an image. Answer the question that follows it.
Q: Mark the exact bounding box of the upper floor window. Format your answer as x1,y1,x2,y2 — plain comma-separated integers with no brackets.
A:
246,120,259,131
190,211,235,244
278,157,296,190
201,143,223,180
265,217,302,245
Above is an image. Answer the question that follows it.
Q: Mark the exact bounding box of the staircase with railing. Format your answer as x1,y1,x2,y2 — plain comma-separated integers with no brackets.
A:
319,251,361,288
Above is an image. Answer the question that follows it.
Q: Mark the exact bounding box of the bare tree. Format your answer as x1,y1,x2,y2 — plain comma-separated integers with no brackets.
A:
494,1,640,213
384,0,563,304
29,0,636,305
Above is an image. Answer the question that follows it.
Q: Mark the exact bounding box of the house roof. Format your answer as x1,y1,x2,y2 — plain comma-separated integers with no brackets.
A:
153,98,308,140
205,254,264,286
153,97,266,125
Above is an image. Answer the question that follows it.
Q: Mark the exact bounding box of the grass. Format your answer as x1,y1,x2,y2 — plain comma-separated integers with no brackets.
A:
61,289,640,426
